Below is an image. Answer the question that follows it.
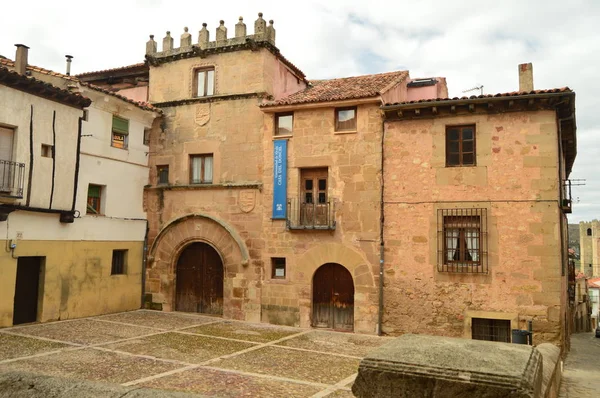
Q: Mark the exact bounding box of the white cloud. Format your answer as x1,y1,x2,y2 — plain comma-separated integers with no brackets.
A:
1,0,598,221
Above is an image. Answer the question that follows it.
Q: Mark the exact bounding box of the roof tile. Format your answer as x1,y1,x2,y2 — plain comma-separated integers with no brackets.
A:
261,70,408,107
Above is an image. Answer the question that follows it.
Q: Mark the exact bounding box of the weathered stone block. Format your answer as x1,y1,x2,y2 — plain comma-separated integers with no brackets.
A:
353,334,543,398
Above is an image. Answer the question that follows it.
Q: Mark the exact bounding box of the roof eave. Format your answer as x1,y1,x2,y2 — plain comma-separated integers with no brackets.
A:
260,96,381,113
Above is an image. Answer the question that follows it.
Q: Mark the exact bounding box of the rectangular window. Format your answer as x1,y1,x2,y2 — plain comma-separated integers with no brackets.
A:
275,113,293,136
143,129,150,146
299,168,329,226
437,208,487,273
195,68,215,97
41,144,53,158
111,115,129,149
271,257,286,279
446,125,475,166
335,107,357,132
190,154,213,184
157,165,169,185
87,184,103,215
111,249,127,275
471,318,511,343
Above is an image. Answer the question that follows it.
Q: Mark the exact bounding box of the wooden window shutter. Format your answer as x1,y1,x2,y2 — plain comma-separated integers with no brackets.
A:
112,116,129,135
0,127,14,162
88,185,101,198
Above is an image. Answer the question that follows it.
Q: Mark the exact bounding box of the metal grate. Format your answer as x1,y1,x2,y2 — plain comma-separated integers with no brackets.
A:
472,318,511,343
437,208,488,273
0,160,26,198
287,197,336,230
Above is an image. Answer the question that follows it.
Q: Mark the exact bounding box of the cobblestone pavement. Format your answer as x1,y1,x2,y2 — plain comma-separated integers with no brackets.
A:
559,332,600,397
0,310,391,397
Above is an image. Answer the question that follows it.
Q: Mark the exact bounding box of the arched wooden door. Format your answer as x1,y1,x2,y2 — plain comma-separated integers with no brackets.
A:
175,242,223,315
312,263,354,331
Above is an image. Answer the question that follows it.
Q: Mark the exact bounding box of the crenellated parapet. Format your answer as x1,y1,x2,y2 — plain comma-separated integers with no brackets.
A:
145,12,276,59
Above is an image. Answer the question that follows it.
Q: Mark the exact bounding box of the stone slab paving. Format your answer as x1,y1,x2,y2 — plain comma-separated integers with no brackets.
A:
0,310,390,397
559,332,600,397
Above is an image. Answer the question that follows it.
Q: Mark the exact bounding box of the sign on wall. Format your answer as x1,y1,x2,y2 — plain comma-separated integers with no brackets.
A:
272,140,287,219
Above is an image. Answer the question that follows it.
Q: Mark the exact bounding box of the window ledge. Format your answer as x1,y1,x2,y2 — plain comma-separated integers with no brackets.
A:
146,182,262,191
273,135,293,140
334,130,358,135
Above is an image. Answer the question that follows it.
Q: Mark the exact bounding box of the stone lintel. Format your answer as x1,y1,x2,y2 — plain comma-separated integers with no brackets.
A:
353,334,543,398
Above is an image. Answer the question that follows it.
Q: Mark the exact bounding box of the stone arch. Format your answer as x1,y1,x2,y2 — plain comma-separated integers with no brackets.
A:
145,213,251,315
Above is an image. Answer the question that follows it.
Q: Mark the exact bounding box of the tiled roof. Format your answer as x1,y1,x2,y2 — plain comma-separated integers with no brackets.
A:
576,272,587,280
0,58,78,81
261,70,409,107
588,277,600,288
79,81,160,113
383,87,572,107
0,66,91,108
76,62,146,77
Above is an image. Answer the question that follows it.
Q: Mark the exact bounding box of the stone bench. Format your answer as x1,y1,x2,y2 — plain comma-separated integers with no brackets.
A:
352,334,561,398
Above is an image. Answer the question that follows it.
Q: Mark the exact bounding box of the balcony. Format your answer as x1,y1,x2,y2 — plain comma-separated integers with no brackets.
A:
0,160,25,198
286,197,336,230
561,180,573,214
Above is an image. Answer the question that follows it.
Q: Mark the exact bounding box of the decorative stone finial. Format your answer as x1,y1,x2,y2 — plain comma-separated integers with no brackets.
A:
235,16,247,38
255,12,266,39
216,20,227,42
180,26,192,47
146,34,157,55
163,31,173,51
198,23,209,49
266,20,276,44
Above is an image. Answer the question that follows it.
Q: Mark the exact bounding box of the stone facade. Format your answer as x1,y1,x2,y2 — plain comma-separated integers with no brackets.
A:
579,220,599,277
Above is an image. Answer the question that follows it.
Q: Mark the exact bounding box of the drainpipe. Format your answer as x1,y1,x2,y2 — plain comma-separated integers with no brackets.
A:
377,116,386,336
141,219,149,309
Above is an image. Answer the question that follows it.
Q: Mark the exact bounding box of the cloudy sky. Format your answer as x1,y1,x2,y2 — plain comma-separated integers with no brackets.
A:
1,0,598,223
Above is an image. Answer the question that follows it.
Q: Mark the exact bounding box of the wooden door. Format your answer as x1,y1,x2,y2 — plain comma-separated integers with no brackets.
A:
300,168,328,226
175,242,223,315
13,257,43,325
312,263,354,331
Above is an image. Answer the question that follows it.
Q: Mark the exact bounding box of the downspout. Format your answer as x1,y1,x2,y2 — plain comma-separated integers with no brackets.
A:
141,219,149,309
49,111,56,209
71,115,83,211
377,115,386,336
26,105,34,206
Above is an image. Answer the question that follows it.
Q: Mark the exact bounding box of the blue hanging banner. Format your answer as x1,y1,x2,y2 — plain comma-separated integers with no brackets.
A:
272,140,287,219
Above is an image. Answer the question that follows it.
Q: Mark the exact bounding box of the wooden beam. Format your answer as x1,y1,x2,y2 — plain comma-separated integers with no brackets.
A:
432,106,438,114
414,109,420,116
450,105,456,113
468,103,475,112
397,110,403,118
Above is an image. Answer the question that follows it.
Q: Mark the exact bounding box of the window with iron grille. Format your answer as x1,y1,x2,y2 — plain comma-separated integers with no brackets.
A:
271,257,286,279
111,249,127,275
157,165,169,185
446,125,475,166
437,208,487,273
471,318,511,342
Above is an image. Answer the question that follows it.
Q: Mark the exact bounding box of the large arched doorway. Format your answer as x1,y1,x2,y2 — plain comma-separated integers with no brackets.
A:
175,242,224,315
312,263,354,331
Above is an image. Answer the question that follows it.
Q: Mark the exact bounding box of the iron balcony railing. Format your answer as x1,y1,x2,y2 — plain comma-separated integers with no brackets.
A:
287,197,336,230
0,160,25,198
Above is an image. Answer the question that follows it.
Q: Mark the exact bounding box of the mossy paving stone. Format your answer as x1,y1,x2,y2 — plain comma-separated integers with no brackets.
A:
99,310,218,330
143,367,322,398
213,346,360,384
325,389,355,398
276,330,390,356
0,334,69,361
0,348,182,384
104,332,256,363
184,321,301,343
8,319,155,345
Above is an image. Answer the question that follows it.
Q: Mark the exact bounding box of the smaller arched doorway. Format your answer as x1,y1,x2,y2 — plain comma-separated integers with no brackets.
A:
175,242,224,315
312,263,354,331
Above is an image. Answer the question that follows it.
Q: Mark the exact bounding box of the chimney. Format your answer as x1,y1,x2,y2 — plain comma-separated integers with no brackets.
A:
14,44,29,75
518,63,534,92
65,55,73,76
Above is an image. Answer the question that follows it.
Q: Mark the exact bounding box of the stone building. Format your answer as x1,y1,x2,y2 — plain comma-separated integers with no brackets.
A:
0,45,160,327
380,64,576,346
579,220,599,277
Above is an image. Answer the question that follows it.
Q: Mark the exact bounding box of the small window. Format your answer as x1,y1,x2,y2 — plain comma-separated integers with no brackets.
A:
111,115,129,149
143,129,151,146
587,228,592,236
471,318,511,343
275,113,293,136
446,125,475,166
111,249,127,275
195,68,215,97
271,257,286,279
157,165,169,185
438,208,487,273
41,144,53,158
87,184,103,215
190,154,213,184
335,107,357,132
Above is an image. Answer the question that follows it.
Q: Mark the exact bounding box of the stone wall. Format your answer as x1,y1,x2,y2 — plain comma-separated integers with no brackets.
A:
383,110,567,345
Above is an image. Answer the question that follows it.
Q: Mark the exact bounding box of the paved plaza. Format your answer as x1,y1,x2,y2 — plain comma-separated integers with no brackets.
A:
0,310,391,397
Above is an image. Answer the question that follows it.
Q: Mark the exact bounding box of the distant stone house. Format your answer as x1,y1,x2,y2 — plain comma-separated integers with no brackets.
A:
579,220,600,277
77,14,577,348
